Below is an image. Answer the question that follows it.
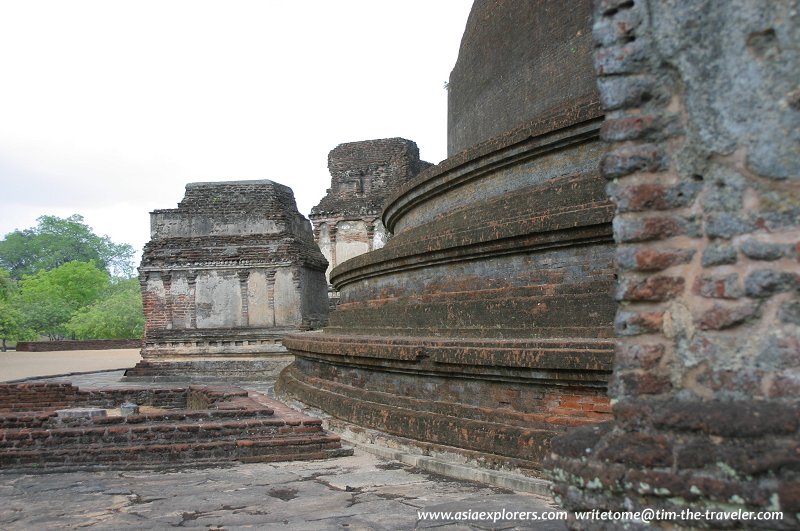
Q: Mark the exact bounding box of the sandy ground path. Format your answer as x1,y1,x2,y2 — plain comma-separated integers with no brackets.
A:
0,349,141,381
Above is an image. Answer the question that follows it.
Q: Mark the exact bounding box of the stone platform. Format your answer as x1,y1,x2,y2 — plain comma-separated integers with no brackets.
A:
0,451,565,530
0,382,350,471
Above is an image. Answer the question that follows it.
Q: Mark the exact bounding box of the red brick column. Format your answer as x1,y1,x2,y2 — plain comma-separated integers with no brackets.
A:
549,0,800,528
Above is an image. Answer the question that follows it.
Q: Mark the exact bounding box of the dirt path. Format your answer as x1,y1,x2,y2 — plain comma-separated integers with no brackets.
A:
0,349,141,381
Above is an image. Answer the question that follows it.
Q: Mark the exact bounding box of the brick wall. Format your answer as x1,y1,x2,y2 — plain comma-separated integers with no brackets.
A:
549,0,800,527
15,339,143,352
0,383,187,413
447,0,597,156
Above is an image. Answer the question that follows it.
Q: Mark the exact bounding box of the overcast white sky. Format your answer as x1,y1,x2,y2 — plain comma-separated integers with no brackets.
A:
0,0,473,264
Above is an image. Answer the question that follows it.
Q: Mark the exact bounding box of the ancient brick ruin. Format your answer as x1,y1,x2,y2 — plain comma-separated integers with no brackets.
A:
7,0,795,523
0,383,349,470
277,0,616,473
271,0,800,525
310,138,431,285
127,180,329,380
549,0,800,527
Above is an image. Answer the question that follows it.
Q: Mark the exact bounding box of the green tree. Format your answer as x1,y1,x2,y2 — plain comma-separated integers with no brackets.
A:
66,278,144,339
0,266,34,350
0,268,14,300
0,300,35,351
16,261,110,340
0,214,135,279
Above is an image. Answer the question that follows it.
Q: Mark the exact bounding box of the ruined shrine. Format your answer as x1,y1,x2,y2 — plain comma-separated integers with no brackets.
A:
277,0,616,472
310,138,431,285
127,180,328,380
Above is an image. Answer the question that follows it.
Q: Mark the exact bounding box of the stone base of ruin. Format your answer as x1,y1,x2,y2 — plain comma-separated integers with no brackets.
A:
279,98,616,472
124,357,294,382
125,328,295,381
0,383,351,472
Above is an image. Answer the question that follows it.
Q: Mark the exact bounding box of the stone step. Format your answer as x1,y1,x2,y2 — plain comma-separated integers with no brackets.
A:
0,434,351,470
0,385,351,471
0,416,327,450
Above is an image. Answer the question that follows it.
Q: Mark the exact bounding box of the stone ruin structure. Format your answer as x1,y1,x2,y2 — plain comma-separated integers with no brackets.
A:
310,138,431,285
549,0,800,528
275,0,800,526
0,382,349,470
107,0,796,524
127,180,329,381
278,0,616,473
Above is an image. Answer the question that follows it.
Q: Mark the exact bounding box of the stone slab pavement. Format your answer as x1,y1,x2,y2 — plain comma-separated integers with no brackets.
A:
0,349,142,382
0,453,567,530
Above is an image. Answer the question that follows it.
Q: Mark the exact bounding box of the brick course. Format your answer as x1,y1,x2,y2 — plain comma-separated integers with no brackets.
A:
16,340,143,352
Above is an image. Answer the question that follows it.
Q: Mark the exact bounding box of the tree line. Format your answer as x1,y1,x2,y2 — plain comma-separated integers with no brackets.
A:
0,215,143,350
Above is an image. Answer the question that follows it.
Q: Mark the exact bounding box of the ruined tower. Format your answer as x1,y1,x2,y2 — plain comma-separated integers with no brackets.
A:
310,138,431,285
127,180,329,380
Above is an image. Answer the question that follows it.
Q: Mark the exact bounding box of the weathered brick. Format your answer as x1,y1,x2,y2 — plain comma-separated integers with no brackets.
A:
616,246,695,271
778,481,800,512
693,273,742,299
696,302,759,330
594,41,648,76
615,371,672,395
592,8,642,48
741,239,794,261
701,241,738,267
652,399,798,437
615,343,665,370
596,0,636,17
616,275,685,301
600,114,658,142
608,180,700,212
768,370,800,398
596,431,673,467
705,212,757,239
744,270,799,298
613,214,701,242
778,300,800,325
614,310,663,336
597,75,661,110
600,144,667,179
675,439,717,469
